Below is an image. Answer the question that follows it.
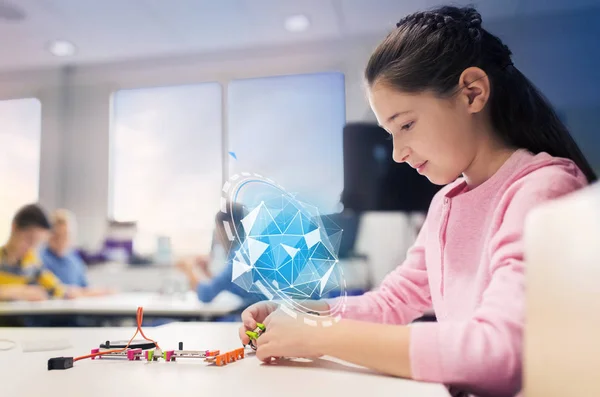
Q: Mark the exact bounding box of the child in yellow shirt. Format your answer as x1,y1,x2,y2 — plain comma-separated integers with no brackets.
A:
0,204,66,300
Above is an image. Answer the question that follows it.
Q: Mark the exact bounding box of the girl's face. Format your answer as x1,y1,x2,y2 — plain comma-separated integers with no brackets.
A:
368,81,481,185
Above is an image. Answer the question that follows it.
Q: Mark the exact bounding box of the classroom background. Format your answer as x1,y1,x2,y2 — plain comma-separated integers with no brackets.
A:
0,0,598,319
1,1,599,396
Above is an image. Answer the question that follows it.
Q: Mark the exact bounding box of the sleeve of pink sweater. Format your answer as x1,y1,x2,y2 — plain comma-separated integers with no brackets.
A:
332,216,433,325
409,176,584,396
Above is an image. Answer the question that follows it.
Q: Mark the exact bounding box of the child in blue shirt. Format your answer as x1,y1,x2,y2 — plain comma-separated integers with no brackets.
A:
177,204,262,308
41,247,88,288
40,209,111,296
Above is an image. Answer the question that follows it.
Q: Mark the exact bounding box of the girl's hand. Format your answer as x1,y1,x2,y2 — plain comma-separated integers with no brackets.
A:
238,301,280,345
255,309,326,362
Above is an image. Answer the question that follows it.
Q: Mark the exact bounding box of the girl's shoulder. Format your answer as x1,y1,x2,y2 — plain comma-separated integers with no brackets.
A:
490,153,589,226
500,152,588,203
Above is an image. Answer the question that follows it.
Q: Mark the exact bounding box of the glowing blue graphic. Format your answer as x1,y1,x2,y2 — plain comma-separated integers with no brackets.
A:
221,173,348,320
231,196,342,300
228,151,237,160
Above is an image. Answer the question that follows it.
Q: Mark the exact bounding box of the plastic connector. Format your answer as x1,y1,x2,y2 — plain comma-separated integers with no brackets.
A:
48,356,74,370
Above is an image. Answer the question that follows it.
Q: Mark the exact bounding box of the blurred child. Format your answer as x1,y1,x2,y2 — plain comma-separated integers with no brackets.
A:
0,204,71,300
177,203,261,308
40,209,113,297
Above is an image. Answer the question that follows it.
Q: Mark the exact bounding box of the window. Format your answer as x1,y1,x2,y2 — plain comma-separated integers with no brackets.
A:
228,72,345,214
0,98,41,244
110,83,222,255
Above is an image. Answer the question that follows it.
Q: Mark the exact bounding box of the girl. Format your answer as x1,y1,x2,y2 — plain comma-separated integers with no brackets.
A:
238,6,595,397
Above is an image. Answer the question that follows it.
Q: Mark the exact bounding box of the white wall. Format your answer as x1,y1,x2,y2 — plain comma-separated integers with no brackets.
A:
61,82,113,251
0,8,598,250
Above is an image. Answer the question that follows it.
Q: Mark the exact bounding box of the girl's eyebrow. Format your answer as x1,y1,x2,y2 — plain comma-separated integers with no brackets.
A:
385,110,412,124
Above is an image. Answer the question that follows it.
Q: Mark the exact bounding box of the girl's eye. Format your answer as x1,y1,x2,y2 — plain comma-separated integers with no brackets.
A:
401,121,415,131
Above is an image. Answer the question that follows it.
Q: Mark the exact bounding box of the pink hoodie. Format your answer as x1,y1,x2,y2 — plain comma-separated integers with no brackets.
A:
336,149,588,396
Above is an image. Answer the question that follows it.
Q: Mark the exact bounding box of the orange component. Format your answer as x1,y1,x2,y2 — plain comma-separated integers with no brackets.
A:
236,348,245,359
207,348,245,366
215,354,226,366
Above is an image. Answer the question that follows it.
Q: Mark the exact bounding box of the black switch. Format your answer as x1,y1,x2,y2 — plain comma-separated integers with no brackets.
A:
48,357,74,370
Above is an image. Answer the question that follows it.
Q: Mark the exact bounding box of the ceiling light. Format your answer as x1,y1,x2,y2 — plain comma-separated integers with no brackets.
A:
284,14,310,32
47,40,77,57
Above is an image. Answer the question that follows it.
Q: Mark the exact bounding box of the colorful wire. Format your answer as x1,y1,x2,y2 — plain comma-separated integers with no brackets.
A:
74,306,159,362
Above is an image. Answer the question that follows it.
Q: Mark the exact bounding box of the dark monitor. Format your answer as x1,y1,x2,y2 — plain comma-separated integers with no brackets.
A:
342,122,441,213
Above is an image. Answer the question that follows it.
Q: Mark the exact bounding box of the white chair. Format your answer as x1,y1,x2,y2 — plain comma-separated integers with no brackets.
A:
353,211,424,288
523,183,600,396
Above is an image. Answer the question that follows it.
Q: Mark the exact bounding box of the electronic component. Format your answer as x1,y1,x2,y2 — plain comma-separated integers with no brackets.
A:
162,348,220,362
204,348,245,366
46,306,249,370
47,356,73,370
99,340,155,350
90,348,143,361
245,323,266,350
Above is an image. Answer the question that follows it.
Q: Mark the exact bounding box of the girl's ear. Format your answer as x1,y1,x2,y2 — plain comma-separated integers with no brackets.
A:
458,67,490,114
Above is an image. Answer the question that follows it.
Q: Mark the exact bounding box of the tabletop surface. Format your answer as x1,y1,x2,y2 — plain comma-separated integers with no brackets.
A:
0,290,243,317
0,322,449,397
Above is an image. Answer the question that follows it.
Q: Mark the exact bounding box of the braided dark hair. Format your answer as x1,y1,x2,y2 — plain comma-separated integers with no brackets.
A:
366,6,596,183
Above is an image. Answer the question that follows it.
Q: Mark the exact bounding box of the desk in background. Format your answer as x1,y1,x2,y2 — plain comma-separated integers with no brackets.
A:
1,322,449,397
0,291,244,323
1,258,371,325
86,262,189,293
86,258,372,295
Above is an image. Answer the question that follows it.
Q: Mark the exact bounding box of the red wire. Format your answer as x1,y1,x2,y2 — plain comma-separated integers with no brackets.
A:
74,306,159,362
136,306,160,349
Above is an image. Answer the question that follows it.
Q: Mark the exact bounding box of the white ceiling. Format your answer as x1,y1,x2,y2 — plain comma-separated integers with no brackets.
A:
0,0,598,72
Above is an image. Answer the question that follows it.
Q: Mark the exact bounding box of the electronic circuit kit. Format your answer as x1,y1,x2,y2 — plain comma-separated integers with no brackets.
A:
47,306,255,370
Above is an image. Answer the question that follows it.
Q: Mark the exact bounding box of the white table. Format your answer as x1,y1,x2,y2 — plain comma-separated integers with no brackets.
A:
0,291,244,320
0,322,449,397
86,259,372,294
86,262,190,293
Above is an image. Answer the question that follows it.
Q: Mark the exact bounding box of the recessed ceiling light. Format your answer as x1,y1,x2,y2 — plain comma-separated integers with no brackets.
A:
47,40,77,57
284,14,310,32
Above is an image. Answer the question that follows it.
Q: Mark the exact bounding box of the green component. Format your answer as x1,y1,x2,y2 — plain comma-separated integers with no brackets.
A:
162,351,167,361
256,323,266,331
246,331,258,340
147,350,154,361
